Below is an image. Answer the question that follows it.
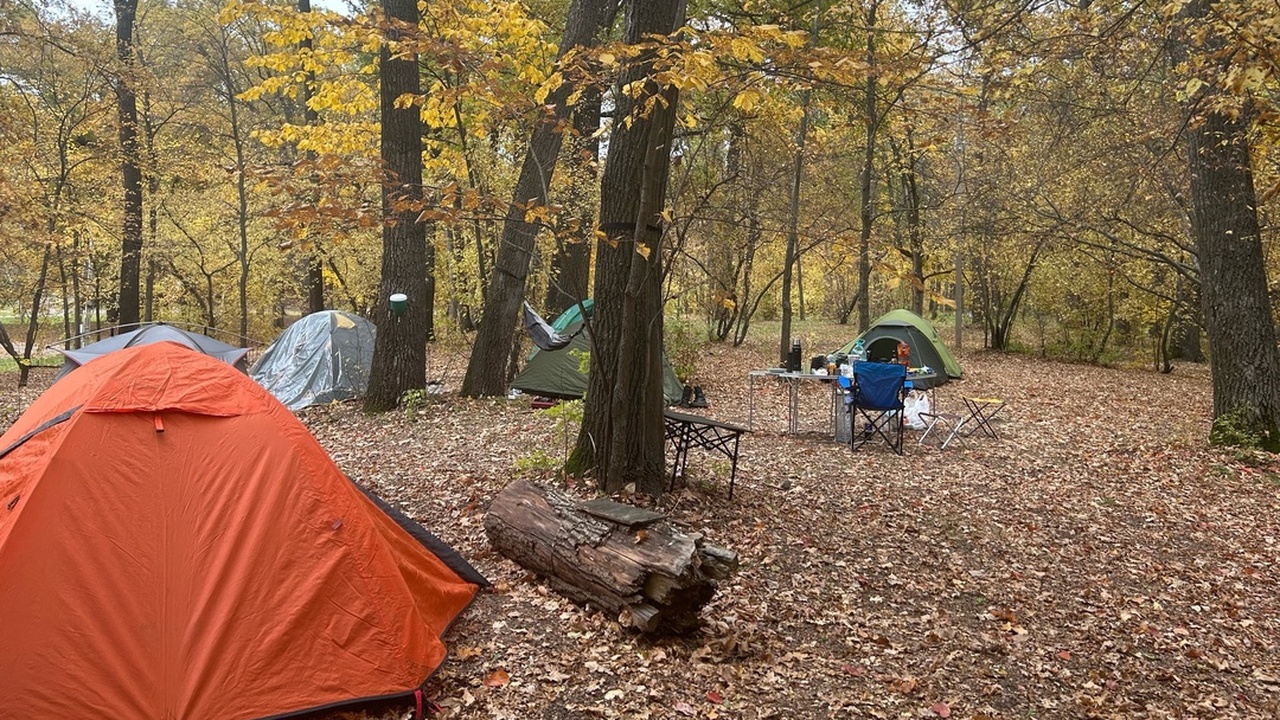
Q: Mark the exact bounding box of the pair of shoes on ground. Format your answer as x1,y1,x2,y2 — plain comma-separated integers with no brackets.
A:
680,384,708,409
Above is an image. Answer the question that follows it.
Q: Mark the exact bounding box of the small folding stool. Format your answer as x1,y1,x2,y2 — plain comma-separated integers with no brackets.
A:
918,411,968,449
959,397,1006,439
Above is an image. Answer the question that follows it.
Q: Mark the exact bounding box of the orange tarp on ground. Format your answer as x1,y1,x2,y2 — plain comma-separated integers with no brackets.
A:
0,342,484,720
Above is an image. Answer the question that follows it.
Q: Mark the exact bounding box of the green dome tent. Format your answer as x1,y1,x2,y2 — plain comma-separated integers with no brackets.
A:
512,300,684,405
836,309,963,386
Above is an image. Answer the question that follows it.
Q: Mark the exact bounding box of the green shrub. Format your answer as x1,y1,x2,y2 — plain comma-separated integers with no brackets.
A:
1209,408,1280,452
518,398,583,484
664,316,702,382
514,448,559,476
399,388,432,422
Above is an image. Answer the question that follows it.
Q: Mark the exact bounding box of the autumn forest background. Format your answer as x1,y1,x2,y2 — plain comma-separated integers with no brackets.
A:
1,0,1279,471
4,0,1280,716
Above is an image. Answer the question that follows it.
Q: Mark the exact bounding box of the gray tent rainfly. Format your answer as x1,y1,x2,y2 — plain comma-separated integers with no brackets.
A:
250,310,376,410
55,323,250,380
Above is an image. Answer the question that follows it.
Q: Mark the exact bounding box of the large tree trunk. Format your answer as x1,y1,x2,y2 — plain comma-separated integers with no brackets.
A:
365,0,428,412
1190,111,1279,444
570,0,685,495
460,0,615,398
1178,0,1280,448
484,480,736,634
114,0,143,330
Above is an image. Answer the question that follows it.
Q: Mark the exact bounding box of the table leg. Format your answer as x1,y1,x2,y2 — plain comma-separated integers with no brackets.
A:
729,434,740,499
789,379,800,434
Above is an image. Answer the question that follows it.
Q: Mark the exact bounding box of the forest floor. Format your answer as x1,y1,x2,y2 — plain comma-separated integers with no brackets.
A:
4,321,1280,719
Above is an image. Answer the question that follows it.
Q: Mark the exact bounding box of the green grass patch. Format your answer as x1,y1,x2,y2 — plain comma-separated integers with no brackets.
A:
0,356,62,372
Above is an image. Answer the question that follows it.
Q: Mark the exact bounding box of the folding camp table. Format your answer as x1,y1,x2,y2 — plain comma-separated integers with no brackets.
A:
664,409,748,498
747,369,839,435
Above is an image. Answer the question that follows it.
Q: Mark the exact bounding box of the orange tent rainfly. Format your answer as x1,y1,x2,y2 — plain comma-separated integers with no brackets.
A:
0,342,485,720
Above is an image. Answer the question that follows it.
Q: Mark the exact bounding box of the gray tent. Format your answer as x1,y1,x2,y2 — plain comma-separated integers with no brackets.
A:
56,323,249,380
511,303,684,404
251,310,376,410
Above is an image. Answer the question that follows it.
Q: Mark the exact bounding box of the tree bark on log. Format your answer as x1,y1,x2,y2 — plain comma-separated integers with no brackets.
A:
483,480,737,634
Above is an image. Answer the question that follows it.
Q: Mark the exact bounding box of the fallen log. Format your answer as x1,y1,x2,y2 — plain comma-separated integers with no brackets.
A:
483,479,738,634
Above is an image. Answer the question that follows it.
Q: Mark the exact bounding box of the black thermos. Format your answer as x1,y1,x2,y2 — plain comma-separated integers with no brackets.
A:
787,337,802,372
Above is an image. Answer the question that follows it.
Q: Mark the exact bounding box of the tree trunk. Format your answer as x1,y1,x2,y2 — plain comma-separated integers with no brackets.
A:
300,0,326,314
732,216,760,346
0,323,30,387
484,480,736,634
1176,0,1280,448
544,86,603,317
778,5,819,365
217,29,252,346
141,92,158,324
58,244,71,344
71,231,83,347
570,0,684,494
898,134,925,316
778,88,808,365
114,0,143,330
365,0,428,412
1190,108,1280,445
461,0,614,398
24,245,52,377
856,0,879,331
954,252,963,351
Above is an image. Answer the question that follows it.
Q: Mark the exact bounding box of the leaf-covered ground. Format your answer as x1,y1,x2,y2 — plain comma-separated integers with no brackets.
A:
5,324,1279,719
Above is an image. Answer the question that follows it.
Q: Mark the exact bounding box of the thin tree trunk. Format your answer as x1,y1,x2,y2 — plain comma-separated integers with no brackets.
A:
142,91,159,323
732,216,760,346
856,0,879,330
461,0,615,398
365,0,428,412
58,244,71,344
221,52,251,346
779,4,819,364
71,231,82,347
954,252,963,350
300,0,325,313
898,133,925,315
23,246,53,386
779,92,809,364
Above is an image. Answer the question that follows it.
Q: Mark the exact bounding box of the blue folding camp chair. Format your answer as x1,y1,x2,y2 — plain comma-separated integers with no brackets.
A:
842,361,907,455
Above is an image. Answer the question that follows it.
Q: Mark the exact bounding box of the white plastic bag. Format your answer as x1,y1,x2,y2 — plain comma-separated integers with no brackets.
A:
903,390,930,430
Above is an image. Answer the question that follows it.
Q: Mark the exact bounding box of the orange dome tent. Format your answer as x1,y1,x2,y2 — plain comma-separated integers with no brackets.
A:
0,342,485,720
